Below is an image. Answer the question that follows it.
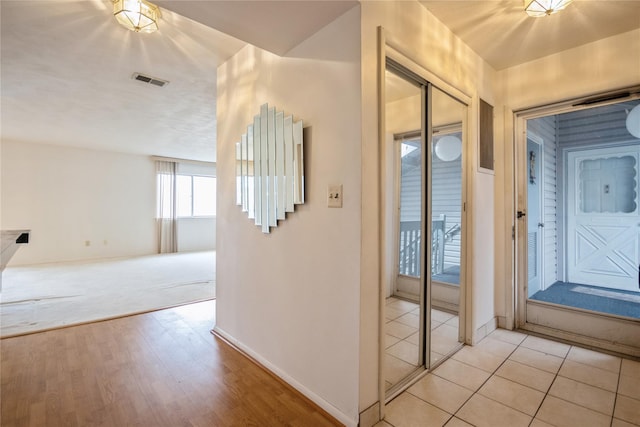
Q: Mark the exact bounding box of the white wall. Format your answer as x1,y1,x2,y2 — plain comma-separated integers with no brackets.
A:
215,6,361,426
360,0,499,413
494,28,640,326
177,218,215,252
500,29,640,111
1,140,157,265
215,4,640,424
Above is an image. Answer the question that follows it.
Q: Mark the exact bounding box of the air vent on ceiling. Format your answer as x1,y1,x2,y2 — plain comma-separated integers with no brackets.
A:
132,72,169,87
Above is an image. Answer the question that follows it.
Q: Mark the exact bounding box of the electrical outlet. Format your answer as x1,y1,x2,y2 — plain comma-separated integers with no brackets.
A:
328,184,343,208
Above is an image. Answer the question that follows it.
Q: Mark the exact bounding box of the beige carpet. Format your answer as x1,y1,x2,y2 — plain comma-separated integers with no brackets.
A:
0,251,215,338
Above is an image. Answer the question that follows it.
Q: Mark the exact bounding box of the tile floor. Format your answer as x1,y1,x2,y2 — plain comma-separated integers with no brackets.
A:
376,328,640,426
385,297,461,391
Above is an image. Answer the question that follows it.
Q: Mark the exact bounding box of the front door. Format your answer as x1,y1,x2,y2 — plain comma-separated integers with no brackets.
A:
566,145,640,291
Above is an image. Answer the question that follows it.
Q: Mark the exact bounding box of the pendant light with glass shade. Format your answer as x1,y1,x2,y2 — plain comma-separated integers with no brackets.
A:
627,104,640,139
434,135,462,162
113,0,161,33
524,0,573,17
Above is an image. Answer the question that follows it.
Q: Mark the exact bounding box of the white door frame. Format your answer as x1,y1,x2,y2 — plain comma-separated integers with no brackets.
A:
513,93,640,357
393,134,423,301
379,29,471,416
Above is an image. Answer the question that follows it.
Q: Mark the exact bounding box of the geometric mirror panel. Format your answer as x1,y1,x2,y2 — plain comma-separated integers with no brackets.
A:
236,103,304,233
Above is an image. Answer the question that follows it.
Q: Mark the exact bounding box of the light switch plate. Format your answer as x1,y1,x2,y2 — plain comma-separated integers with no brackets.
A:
328,184,343,208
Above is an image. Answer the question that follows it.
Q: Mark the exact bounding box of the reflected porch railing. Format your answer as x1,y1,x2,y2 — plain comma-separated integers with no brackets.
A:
398,218,461,277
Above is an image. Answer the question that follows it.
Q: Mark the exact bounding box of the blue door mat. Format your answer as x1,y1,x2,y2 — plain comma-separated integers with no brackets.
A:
530,281,640,319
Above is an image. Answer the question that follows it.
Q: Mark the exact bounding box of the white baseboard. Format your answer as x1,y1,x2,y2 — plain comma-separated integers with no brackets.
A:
472,317,497,345
212,326,358,427
359,401,380,427
497,316,508,329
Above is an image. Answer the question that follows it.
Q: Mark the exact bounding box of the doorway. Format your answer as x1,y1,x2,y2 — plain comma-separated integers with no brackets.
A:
383,58,467,397
515,94,640,356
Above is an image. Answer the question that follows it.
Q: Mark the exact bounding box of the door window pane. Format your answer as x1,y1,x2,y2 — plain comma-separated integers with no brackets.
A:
579,156,637,214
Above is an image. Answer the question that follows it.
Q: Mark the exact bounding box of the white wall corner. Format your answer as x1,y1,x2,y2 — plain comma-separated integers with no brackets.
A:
212,326,359,427
359,401,380,427
497,316,508,329
471,316,498,345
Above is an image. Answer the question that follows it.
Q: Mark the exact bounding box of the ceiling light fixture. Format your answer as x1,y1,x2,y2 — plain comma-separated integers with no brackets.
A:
113,0,160,33
524,0,573,17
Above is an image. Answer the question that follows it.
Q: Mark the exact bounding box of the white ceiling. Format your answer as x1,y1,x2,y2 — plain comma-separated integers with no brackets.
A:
155,1,358,56
2,1,639,162
0,0,357,163
419,0,640,70
1,0,245,162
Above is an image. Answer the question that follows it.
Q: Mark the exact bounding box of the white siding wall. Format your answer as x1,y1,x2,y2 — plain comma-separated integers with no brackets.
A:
527,116,558,288
399,161,420,222
432,155,462,267
557,103,638,149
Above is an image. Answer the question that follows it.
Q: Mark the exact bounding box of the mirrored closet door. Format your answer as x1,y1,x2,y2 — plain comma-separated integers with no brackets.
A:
383,59,466,396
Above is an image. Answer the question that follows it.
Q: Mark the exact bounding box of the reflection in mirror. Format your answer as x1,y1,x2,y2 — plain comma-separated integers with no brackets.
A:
383,63,467,395
241,135,247,211
260,105,269,233
384,68,424,395
236,103,304,233
241,132,255,219
276,112,286,220
246,125,255,219
293,120,304,204
284,116,295,212
430,86,465,368
253,115,262,226
267,106,277,229
236,142,242,206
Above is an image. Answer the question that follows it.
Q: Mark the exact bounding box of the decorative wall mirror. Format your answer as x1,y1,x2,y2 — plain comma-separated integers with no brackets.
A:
236,104,304,233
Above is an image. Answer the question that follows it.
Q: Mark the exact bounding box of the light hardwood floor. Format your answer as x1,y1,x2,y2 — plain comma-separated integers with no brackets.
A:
0,300,341,427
